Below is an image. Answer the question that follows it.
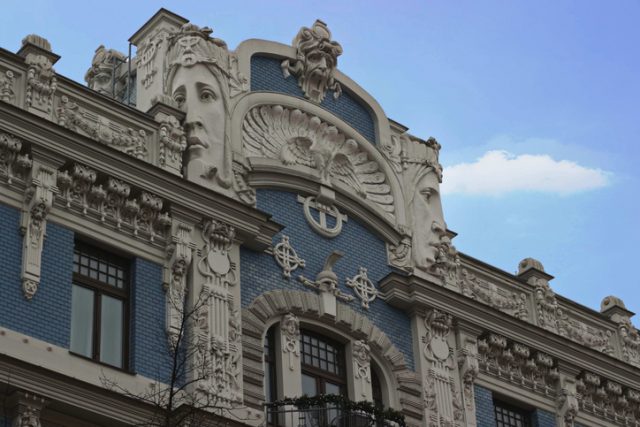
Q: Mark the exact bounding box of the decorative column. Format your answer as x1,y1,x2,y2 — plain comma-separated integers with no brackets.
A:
8,391,47,427
455,320,482,427
276,313,303,399
556,362,580,427
189,218,242,407
415,308,464,427
348,340,373,401
20,162,57,300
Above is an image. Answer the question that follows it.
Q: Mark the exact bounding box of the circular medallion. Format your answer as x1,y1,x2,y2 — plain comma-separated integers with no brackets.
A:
207,249,230,275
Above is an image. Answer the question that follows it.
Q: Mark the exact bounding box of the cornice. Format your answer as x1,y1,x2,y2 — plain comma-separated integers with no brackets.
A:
379,271,640,388
0,101,282,251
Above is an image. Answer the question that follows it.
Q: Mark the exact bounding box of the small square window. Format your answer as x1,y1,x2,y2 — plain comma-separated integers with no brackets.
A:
494,401,531,427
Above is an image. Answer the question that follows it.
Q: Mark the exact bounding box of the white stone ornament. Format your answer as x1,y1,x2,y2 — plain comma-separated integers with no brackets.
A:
346,267,378,309
281,313,301,371
273,235,306,279
299,195,347,238
353,340,371,398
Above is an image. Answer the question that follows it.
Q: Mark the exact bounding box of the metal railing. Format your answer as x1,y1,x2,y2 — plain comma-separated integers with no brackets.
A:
265,402,400,427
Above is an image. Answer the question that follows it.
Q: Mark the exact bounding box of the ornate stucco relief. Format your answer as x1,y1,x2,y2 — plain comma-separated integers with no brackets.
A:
346,267,378,309
0,131,32,185
20,164,57,300
56,96,149,160
84,45,126,97
164,23,248,197
298,250,354,316
576,371,640,425
281,313,301,371
460,269,529,320
164,222,195,346
353,340,372,399
56,163,171,242
0,68,16,104
421,309,464,427
192,219,242,406
272,235,305,279
281,20,342,104
8,391,48,427
21,35,58,118
242,104,395,216
477,333,559,396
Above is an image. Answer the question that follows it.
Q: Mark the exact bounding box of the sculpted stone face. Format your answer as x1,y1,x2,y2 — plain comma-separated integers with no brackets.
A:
170,63,227,186
411,170,446,271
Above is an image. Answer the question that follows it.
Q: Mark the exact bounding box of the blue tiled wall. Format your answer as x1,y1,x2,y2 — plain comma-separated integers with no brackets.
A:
474,385,497,427
532,409,556,427
130,257,172,381
240,189,414,370
0,204,74,348
251,55,377,144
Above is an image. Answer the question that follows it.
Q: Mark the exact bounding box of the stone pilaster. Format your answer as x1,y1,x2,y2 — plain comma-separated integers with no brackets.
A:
456,320,483,427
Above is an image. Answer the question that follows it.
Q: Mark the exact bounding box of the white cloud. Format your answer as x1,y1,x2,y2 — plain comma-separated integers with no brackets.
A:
441,150,611,196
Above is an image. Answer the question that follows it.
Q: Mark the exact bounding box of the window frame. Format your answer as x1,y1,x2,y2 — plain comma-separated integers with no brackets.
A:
493,399,532,427
70,240,130,370
300,329,347,396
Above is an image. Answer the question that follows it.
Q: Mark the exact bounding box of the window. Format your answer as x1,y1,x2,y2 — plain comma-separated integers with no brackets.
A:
300,330,346,397
70,241,129,369
494,400,531,427
264,325,278,402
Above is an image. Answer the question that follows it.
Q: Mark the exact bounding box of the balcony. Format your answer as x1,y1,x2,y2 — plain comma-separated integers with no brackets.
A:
264,395,405,427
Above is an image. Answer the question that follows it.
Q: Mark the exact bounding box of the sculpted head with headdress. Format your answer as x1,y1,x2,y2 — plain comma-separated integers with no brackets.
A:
165,23,236,190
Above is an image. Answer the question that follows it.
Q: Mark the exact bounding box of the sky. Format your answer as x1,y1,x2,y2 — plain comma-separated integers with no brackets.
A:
1,1,638,317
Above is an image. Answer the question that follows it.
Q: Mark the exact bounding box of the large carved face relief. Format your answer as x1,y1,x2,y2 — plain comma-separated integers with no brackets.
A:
171,63,226,168
411,169,446,270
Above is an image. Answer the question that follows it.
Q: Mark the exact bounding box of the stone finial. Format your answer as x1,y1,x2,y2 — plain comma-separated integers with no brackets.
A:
518,257,545,274
600,295,635,322
21,34,52,51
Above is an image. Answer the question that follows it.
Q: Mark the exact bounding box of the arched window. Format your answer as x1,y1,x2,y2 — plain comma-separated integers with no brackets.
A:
371,365,383,408
264,325,277,403
300,330,347,397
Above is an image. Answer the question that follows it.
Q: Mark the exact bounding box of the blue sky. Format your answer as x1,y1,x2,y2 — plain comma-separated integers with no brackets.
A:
1,1,638,316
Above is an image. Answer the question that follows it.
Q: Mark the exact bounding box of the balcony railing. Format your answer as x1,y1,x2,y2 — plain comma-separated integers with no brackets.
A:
264,395,405,427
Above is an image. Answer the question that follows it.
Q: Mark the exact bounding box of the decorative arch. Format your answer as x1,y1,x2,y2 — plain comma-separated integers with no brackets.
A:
241,289,423,423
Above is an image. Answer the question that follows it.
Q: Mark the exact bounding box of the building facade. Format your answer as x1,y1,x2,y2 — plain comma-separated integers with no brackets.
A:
0,8,639,427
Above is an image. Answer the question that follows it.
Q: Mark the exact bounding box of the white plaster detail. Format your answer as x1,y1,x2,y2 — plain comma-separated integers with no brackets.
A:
460,269,529,320
232,162,256,206
242,104,394,215
9,391,47,427
20,164,57,300
273,235,305,279
422,309,464,426
0,132,32,185
281,313,301,371
0,68,16,103
557,374,579,427
21,34,58,118
56,96,148,159
164,222,195,347
84,45,126,97
346,267,378,309
193,218,242,405
281,20,342,104
158,114,187,174
164,23,247,198
138,35,161,89
298,194,347,238
298,250,354,316
353,339,371,398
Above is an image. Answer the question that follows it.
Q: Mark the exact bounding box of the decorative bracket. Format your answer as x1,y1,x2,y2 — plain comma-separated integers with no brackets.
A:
273,235,306,279
346,267,378,309
20,164,57,300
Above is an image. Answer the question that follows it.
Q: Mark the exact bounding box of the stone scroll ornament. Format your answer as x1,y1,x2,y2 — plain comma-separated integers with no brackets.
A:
282,19,343,104
281,313,301,371
164,23,248,198
193,219,242,405
353,340,371,398
242,104,395,216
21,165,57,300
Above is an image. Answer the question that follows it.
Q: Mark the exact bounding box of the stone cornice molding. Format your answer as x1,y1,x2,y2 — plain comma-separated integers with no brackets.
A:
0,102,281,251
378,271,640,389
